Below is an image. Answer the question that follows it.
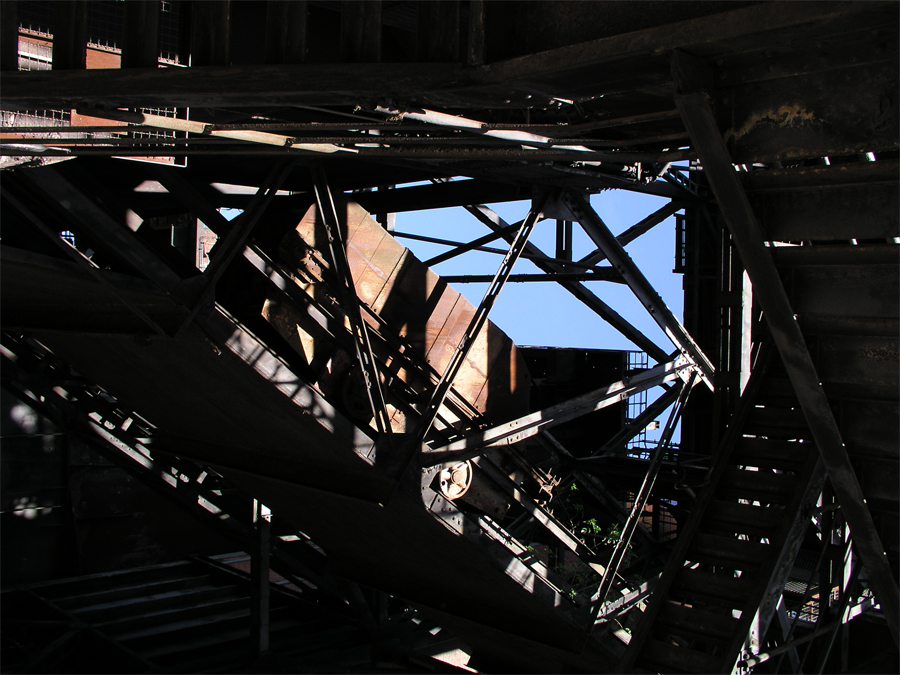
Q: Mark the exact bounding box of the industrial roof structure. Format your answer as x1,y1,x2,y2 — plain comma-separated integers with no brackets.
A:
1,2,897,673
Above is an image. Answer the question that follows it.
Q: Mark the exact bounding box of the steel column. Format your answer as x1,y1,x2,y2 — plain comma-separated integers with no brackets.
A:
250,500,271,657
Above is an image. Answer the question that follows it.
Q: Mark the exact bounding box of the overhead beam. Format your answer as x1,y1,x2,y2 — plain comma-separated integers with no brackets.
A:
0,62,470,111
354,179,528,214
483,2,887,88
417,0,460,62
5,3,886,112
672,54,900,642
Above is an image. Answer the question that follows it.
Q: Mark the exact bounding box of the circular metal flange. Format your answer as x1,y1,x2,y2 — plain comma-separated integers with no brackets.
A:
436,461,472,500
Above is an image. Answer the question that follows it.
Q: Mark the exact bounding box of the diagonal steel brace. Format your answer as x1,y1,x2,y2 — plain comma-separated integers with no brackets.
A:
311,164,392,437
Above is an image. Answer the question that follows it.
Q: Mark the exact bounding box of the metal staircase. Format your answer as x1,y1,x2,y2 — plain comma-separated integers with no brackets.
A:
620,346,827,673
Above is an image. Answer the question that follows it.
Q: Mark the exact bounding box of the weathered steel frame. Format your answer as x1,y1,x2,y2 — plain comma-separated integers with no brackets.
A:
412,194,547,444
423,358,694,467
0,336,341,598
173,159,297,340
672,56,900,641
561,190,715,389
461,203,671,362
591,371,696,615
312,165,392,437
1,191,171,339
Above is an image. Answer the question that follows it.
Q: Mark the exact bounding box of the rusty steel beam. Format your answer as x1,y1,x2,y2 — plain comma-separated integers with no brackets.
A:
462,204,671,363
414,195,547,443
672,55,900,643
312,166,392,437
577,201,684,268
423,358,693,467
562,191,715,390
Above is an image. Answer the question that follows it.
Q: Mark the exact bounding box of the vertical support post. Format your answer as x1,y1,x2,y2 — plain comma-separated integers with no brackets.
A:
250,500,271,658
265,0,307,64
122,1,160,68
1,0,18,72
52,1,86,71
191,0,230,67
555,220,572,262
341,0,381,63
466,0,484,66
593,371,695,615
417,0,460,62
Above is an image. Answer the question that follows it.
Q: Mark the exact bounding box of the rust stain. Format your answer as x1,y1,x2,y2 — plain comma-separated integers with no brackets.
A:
728,105,817,141
860,342,898,362
262,201,531,433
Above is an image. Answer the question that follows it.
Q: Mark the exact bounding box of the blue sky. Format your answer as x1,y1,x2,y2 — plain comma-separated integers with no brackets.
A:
394,189,683,356
395,189,686,448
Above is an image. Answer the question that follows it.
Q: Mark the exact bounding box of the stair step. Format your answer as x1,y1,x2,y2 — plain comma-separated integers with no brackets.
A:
121,605,302,651
140,615,310,660
657,602,740,646
99,596,250,636
718,467,796,503
639,638,725,674
743,406,811,440
72,585,245,622
689,534,769,571
748,405,806,428
54,575,212,610
672,568,755,610
704,500,784,538
32,561,195,601
732,437,811,471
